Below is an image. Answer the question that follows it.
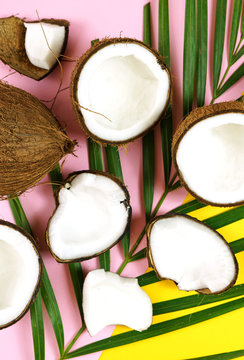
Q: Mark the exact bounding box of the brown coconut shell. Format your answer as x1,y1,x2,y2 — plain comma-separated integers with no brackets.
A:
0,81,75,199
0,219,42,329
46,170,132,263
172,101,244,207
0,16,69,80
70,37,172,146
146,213,238,295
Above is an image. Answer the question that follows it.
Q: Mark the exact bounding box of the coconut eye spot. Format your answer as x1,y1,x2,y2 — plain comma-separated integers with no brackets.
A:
24,22,65,70
176,113,244,204
47,172,131,261
76,42,170,142
148,215,237,294
0,225,40,328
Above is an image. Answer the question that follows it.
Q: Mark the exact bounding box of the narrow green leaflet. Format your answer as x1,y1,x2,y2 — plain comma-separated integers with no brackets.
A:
233,45,244,63
49,164,85,321
196,0,208,107
185,349,244,360
49,163,63,203
169,199,206,214
183,0,196,117
105,145,130,257
129,248,147,263
229,0,243,62
143,3,151,47
68,263,85,323
158,0,173,187
215,63,244,99
158,0,170,68
88,140,103,171
65,297,244,358
153,283,244,316
230,238,244,254
41,266,64,355
9,198,65,356
212,0,227,97
143,3,155,222
30,292,45,360
204,205,244,230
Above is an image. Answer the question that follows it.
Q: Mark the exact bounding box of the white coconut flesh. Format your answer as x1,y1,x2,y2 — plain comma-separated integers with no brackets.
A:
176,112,244,204
24,22,65,70
149,215,237,293
83,269,152,336
48,173,130,261
0,224,40,327
77,42,170,142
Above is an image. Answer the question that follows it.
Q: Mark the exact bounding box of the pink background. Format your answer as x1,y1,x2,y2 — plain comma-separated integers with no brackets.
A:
0,0,243,359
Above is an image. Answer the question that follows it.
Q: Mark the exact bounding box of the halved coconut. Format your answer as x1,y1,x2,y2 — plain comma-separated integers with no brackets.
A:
172,101,244,206
147,214,238,294
83,269,152,336
46,170,131,262
0,16,69,80
0,220,42,329
71,38,171,145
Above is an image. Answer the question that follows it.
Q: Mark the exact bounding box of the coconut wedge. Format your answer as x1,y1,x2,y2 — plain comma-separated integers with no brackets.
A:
0,16,69,80
0,220,42,329
0,82,75,199
83,269,152,336
71,38,171,145
147,214,238,294
46,170,131,262
172,101,244,206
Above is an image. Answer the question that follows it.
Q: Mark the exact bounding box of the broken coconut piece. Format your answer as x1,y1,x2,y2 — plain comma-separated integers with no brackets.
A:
0,82,75,199
172,101,244,206
83,269,152,336
24,22,65,70
71,38,171,145
0,16,69,80
0,220,42,329
46,170,131,262
147,214,238,294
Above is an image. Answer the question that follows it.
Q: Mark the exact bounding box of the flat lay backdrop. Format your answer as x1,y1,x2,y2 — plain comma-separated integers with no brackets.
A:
0,0,243,359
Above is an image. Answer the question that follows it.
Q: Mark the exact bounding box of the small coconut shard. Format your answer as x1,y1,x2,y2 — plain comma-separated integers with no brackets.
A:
0,16,69,80
147,214,238,294
0,82,75,199
172,101,244,206
83,269,152,336
71,38,171,145
0,220,42,329
46,170,131,262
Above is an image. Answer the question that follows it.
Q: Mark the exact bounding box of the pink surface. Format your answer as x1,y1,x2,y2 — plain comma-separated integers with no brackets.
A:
0,0,243,359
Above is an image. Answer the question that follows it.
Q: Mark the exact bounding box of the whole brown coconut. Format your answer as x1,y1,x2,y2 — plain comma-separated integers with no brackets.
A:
0,81,75,199
0,16,69,80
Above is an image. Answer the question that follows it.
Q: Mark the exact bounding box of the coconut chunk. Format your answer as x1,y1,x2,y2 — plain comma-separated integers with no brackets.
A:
71,38,171,145
46,171,131,262
147,214,238,294
173,102,244,206
24,22,65,70
0,221,41,329
83,269,152,336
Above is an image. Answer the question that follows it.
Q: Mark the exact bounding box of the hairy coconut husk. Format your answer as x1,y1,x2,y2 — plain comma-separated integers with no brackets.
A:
0,16,69,80
172,101,244,206
0,81,75,199
70,37,172,146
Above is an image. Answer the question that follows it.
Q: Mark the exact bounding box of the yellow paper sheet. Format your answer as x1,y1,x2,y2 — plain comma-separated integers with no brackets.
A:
100,194,244,360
